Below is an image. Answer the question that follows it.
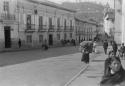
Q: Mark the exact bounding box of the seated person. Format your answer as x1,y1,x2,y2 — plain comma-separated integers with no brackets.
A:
100,57,125,86
118,43,125,59
104,50,116,76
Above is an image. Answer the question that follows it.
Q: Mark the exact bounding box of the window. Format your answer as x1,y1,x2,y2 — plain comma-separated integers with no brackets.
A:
27,15,31,29
64,33,67,40
57,18,60,28
57,34,60,40
49,17,52,29
70,20,72,29
27,35,32,43
3,1,9,12
64,19,66,29
39,35,43,43
70,33,72,38
39,16,43,29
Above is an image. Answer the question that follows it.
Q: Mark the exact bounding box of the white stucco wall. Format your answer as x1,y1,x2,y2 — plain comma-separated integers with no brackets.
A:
114,0,122,44
121,0,125,44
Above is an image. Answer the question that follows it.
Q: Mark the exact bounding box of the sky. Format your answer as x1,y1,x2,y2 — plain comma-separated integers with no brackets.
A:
47,0,114,8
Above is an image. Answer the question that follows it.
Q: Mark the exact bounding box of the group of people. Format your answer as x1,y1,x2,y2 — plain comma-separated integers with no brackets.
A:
80,40,125,86
103,40,125,59
100,41,125,86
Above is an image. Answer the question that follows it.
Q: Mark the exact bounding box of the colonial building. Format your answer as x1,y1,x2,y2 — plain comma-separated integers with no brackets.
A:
75,18,98,43
0,0,76,50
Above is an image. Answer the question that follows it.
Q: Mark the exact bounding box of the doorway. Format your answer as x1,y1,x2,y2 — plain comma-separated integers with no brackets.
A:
49,34,53,45
4,26,11,48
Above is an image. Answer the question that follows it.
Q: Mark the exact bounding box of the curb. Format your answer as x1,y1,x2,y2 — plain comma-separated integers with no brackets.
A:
64,64,89,86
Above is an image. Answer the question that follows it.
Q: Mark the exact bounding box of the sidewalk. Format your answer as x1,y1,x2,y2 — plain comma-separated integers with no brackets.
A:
65,52,125,86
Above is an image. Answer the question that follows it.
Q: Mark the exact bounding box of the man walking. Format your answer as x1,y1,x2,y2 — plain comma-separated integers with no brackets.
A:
103,40,108,54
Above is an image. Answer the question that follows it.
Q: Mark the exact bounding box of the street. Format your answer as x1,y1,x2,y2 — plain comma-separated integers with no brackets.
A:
0,46,90,86
0,46,123,86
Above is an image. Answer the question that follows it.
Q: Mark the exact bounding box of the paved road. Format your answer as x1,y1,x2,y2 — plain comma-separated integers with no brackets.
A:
0,46,102,86
0,46,79,67
0,46,86,86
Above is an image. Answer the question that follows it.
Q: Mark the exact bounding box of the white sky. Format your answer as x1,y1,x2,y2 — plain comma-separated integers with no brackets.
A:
48,0,114,8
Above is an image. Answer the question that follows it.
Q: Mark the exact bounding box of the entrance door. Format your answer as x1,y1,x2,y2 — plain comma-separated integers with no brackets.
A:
4,26,11,48
49,34,53,45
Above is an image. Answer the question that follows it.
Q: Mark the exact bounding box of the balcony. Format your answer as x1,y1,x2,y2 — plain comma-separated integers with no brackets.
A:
0,13,15,23
69,26,74,32
38,25,48,32
56,26,63,32
48,25,55,32
25,24,35,33
64,26,71,32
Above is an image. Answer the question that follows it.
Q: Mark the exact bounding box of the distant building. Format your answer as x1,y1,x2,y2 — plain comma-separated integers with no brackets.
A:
0,0,76,50
75,18,98,43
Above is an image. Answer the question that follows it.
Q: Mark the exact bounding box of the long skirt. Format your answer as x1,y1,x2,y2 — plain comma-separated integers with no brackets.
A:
81,52,89,63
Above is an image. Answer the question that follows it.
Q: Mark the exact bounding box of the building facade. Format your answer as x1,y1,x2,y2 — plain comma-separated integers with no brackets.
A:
0,0,18,50
121,0,125,43
114,0,123,44
75,18,98,43
0,0,76,50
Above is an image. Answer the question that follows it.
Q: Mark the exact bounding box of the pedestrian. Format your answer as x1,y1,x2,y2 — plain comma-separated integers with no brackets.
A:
81,44,90,64
103,40,108,54
112,41,118,56
93,41,97,53
18,38,21,48
73,40,76,47
100,57,125,86
118,43,125,59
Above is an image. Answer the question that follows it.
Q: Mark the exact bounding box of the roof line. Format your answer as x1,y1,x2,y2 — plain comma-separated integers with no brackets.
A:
75,18,98,26
26,0,76,13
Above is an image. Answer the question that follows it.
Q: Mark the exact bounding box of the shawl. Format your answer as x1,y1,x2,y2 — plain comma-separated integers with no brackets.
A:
100,67,125,86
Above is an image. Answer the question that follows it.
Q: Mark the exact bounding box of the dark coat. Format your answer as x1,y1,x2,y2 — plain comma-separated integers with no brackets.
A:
100,67,125,86
112,43,118,52
103,41,108,49
81,49,89,63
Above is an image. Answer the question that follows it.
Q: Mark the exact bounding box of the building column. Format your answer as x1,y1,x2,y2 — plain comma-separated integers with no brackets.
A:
122,0,125,44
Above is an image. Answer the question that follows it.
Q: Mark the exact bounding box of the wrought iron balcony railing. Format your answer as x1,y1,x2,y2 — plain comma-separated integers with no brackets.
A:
38,25,48,32
0,13,15,21
48,25,55,32
56,26,63,32
25,24,36,33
